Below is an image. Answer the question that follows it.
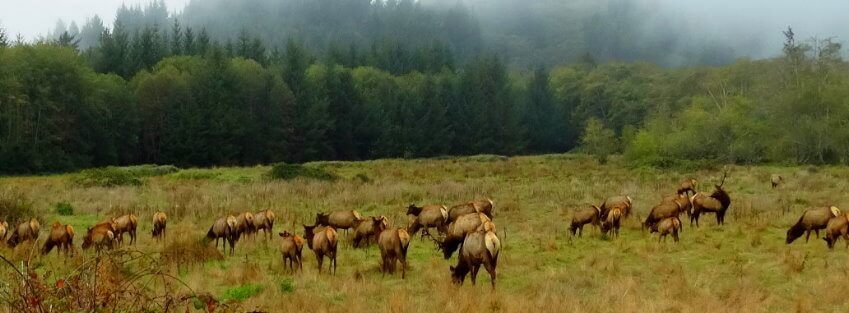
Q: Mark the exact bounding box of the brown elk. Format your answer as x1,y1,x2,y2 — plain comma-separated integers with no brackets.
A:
450,230,501,289
278,231,304,272
303,224,338,274
110,214,138,245
447,199,494,223
651,216,682,242
42,222,75,256
352,216,388,248
677,178,698,196
436,213,492,259
569,205,600,237
207,216,237,255
406,204,449,238
771,174,783,189
233,212,256,241
0,221,8,246
81,222,116,251
7,218,40,247
601,207,623,238
253,209,276,240
644,194,690,230
690,170,731,227
787,206,840,244
315,210,363,235
823,213,849,249
600,195,633,219
152,211,167,241
377,226,412,278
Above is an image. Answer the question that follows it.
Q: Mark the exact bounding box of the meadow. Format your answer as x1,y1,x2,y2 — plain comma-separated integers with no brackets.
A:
2,154,849,312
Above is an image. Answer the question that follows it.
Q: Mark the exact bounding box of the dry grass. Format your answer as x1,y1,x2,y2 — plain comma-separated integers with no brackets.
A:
2,155,849,312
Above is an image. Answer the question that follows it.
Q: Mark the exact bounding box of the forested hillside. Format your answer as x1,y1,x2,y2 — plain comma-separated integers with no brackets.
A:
1,1,849,174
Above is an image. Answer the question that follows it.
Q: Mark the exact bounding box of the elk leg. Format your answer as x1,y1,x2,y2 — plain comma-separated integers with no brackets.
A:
815,229,820,238
806,230,811,243
316,252,324,274
484,261,496,290
470,265,480,285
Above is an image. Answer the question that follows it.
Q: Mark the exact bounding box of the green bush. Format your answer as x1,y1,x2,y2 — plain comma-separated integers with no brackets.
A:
268,163,337,181
122,164,180,177
222,284,264,301
169,169,222,180
54,201,74,216
278,278,295,294
73,167,143,187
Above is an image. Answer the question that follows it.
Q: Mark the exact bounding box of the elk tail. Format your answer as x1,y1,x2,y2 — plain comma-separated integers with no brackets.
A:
485,231,501,260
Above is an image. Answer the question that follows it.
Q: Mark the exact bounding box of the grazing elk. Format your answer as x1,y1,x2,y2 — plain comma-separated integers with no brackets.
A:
437,213,492,259
677,178,698,196
253,209,276,240
42,222,75,256
690,170,731,227
207,216,237,255
278,231,304,273
407,204,449,238
110,214,139,245
450,230,501,289
7,218,40,247
152,211,167,241
81,222,116,251
644,194,690,230
0,221,8,246
570,205,600,237
651,216,682,242
315,210,363,235
823,213,849,249
447,199,494,223
771,174,783,189
786,206,840,244
233,212,256,241
601,207,623,238
600,195,633,219
378,227,412,278
352,216,388,248
303,224,338,274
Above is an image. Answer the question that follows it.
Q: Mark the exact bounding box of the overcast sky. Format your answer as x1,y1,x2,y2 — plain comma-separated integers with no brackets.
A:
0,0,189,39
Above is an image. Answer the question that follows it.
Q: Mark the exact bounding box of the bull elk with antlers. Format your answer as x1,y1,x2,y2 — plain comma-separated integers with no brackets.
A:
690,169,731,227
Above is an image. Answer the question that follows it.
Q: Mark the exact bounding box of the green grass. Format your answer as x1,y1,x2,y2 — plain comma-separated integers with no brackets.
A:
2,154,849,312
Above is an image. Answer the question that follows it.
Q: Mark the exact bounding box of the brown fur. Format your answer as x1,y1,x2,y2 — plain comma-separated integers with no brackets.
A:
233,212,256,241
407,204,449,238
570,205,601,237
43,222,75,256
377,227,412,278
152,211,167,240
439,213,492,259
352,216,388,248
253,209,276,240
278,231,304,272
303,224,338,274
82,222,115,251
644,194,690,229
450,230,500,289
0,221,8,246
822,214,849,249
690,171,731,227
787,206,838,244
771,174,783,189
111,214,139,245
207,216,236,255
601,207,622,238
652,217,682,242
7,218,40,247
315,210,363,233
447,199,494,223
677,178,698,196
600,195,633,219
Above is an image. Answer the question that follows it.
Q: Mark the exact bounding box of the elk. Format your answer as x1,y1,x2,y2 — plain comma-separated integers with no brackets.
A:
253,209,276,240
81,222,116,251
677,178,698,196
450,230,501,289
7,218,40,247
0,221,8,246
436,213,492,259
786,206,840,244
644,194,690,230
303,224,338,274
690,170,731,227
377,227,412,278
600,195,633,219
152,211,167,241
207,216,237,255
278,231,304,273
315,210,363,235
352,216,388,248
823,213,849,249
569,205,600,237
233,212,256,241
447,199,494,223
42,222,75,256
406,204,449,238
651,216,682,242
771,174,783,189
110,214,138,245
601,207,623,238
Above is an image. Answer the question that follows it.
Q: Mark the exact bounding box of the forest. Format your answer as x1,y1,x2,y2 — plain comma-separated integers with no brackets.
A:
1,0,849,174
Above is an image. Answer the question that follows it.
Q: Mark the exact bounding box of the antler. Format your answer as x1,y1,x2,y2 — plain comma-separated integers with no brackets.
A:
718,167,729,188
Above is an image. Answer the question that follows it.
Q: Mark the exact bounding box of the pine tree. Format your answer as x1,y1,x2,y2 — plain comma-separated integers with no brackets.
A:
170,19,182,55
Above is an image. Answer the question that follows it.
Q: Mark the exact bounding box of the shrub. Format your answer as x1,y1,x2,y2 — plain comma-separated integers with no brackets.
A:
0,189,35,222
54,201,75,216
278,278,295,294
73,167,143,187
122,164,180,177
268,163,337,181
222,284,264,301
169,169,222,180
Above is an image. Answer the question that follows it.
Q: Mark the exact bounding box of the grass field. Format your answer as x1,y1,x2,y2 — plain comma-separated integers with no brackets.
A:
2,154,849,312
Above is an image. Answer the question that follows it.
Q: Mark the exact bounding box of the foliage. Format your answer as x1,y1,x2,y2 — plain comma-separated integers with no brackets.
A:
54,201,75,216
73,167,143,187
0,189,35,223
580,118,618,164
268,163,338,181
222,284,263,301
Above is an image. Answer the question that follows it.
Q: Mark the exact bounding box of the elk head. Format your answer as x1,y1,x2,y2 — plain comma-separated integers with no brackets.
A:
314,213,329,226
406,204,422,216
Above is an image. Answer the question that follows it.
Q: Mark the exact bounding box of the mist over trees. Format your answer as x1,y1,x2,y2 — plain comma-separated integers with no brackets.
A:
1,1,849,173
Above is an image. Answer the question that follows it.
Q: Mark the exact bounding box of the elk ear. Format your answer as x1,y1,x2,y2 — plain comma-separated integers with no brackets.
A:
449,266,455,273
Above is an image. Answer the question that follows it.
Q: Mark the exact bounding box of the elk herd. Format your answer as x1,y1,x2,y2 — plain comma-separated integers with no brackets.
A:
2,168,848,291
